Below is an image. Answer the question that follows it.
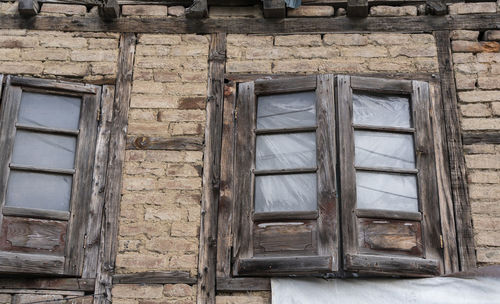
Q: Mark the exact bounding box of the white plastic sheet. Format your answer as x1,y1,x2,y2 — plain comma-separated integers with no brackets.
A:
272,276,500,304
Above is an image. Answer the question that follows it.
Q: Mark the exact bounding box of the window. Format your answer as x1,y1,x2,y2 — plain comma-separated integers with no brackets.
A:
0,76,100,276
230,75,443,277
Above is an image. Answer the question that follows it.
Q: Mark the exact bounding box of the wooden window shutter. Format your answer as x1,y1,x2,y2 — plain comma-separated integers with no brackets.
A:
338,75,442,277
232,75,339,276
0,76,100,276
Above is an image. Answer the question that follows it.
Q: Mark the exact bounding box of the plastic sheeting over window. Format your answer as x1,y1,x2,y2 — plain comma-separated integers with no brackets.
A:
272,272,500,304
285,0,301,9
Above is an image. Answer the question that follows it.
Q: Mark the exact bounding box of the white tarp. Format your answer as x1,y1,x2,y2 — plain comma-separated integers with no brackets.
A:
272,276,500,304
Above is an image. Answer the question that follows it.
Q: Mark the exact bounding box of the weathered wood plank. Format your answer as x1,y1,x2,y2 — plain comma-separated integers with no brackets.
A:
253,210,318,221
462,132,500,145
434,30,476,271
126,135,203,151
350,76,413,94
99,0,120,20
0,290,83,296
426,0,447,15
82,85,115,279
347,0,368,17
18,0,40,16
263,0,286,18
254,76,316,95
356,209,422,221
216,277,270,291
0,278,94,291
253,221,317,256
10,76,99,94
0,252,64,275
197,33,225,304
216,81,236,278
94,33,136,304
186,0,207,18
1,15,500,34
2,206,69,221
237,256,332,276
113,271,196,284
345,254,440,276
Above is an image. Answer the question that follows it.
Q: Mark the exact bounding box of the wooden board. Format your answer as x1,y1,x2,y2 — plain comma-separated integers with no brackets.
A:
462,132,500,145
126,135,203,151
254,221,317,256
237,256,332,276
113,271,196,284
0,278,94,291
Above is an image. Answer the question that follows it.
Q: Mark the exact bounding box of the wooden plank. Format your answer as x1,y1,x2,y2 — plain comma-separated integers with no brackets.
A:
82,85,115,279
94,33,136,304
462,132,500,145
237,256,332,276
0,278,94,291
2,206,70,221
254,221,317,256
197,33,225,304
9,164,75,175
186,0,207,18
216,277,270,291
10,76,98,94
345,254,440,276
0,75,3,101
254,76,316,95
15,124,79,136
350,76,412,94
126,135,203,151
18,0,40,16
1,15,500,34
0,290,83,296
430,81,459,274
316,74,338,271
99,0,120,20
113,271,196,284
253,210,318,221
254,168,317,176
0,278,93,291
65,91,100,276
434,30,476,271
356,209,422,221
353,124,415,134
355,166,418,174
255,126,317,135
216,81,236,278
263,0,286,18
0,216,66,255
426,0,447,15
0,252,64,275
347,0,368,17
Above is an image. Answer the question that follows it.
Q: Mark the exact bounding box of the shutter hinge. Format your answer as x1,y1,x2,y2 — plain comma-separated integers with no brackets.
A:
440,235,443,249
97,108,102,122
84,234,88,249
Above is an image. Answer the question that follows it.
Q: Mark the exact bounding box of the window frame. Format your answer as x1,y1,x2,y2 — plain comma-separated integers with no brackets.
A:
0,76,101,276
225,74,449,279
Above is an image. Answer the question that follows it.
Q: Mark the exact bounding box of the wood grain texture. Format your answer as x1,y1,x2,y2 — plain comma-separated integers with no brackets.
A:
0,252,64,275
94,33,136,304
350,76,412,94
237,256,332,276
126,135,203,150
216,81,236,278
1,15,500,34
2,206,69,221
10,76,99,94
216,277,270,291
113,271,196,284
197,33,226,304
18,0,39,16
345,254,440,277
185,0,207,18
0,278,94,291
356,209,422,221
462,132,500,145
263,0,286,18
254,76,316,95
434,30,476,271
253,221,317,256
347,0,368,17
82,85,115,279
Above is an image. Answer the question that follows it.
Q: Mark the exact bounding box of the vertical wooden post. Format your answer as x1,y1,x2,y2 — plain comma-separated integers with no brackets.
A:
94,33,136,304
99,0,120,20
434,30,477,271
186,0,208,18
347,0,368,17
197,33,226,304
18,0,40,16
263,0,286,18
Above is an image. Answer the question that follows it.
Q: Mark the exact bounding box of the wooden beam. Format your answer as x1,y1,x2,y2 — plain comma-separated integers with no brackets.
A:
347,0,368,17
264,0,286,18
94,33,136,304
126,135,203,151
0,278,94,292
186,0,207,18
216,278,271,291
1,15,500,34
434,30,476,271
99,0,120,20
113,271,197,284
18,0,40,16
197,33,226,304
462,132,500,145
426,0,447,15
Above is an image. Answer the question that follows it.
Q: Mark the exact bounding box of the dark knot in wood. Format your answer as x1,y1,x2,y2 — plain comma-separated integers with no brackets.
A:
133,136,150,149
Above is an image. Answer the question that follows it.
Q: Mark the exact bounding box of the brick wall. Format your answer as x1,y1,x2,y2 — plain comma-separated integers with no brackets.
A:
116,34,208,279
451,30,500,265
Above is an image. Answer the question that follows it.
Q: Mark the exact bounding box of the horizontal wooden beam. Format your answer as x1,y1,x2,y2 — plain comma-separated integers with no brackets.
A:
347,0,368,17
0,278,94,291
126,135,203,150
462,131,500,145
112,271,197,284
216,277,271,291
1,15,499,34
263,0,286,18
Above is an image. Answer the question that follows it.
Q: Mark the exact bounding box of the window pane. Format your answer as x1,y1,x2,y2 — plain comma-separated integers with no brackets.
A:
18,92,81,130
354,131,415,169
353,93,411,128
257,92,316,129
12,131,77,169
5,171,72,212
256,133,316,170
255,173,317,213
356,171,418,212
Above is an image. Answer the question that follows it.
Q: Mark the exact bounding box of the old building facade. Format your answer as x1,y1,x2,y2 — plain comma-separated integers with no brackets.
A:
0,0,499,303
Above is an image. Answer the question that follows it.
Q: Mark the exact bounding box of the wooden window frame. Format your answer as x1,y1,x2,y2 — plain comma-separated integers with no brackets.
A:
222,74,456,279
0,76,100,276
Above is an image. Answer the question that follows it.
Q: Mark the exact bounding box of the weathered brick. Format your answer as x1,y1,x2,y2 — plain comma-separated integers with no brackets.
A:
39,36,87,48
452,41,500,53
287,6,334,17
462,118,500,130
71,50,118,62
340,46,388,57
40,3,86,15
145,205,187,222
478,76,500,89
476,231,500,246
452,53,476,64
0,48,20,60
227,35,273,47
273,59,320,73
274,35,322,47
91,62,117,76
130,95,178,109
323,34,368,46
88,38,118,49
455,63,488,74
492,102,500,116
388,45,437,57
171,222,199,237
163,284,194,297
473,216,500,231
370,5,417,16
226,60,272,73
146,238,197,253
0,36,38,48
122,176,156,191
469,184,500,200
122,5,168,16
477,53,500,63
112,284,164,299
448,2,497,14
216,296,269,304
459,90,500,103
468,170,500,184
460,103,491,117
477,248,500,264
138,34,182,45
169,254,197,269
43,63,88,76
367,33,409,45
168,6,185,16
0,61,44,74
158,177,201,190
455,75,476,90
451,30,480,41
465,154,500,169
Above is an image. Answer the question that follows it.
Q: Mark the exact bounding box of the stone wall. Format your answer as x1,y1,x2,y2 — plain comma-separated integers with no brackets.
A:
451,30,500,265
